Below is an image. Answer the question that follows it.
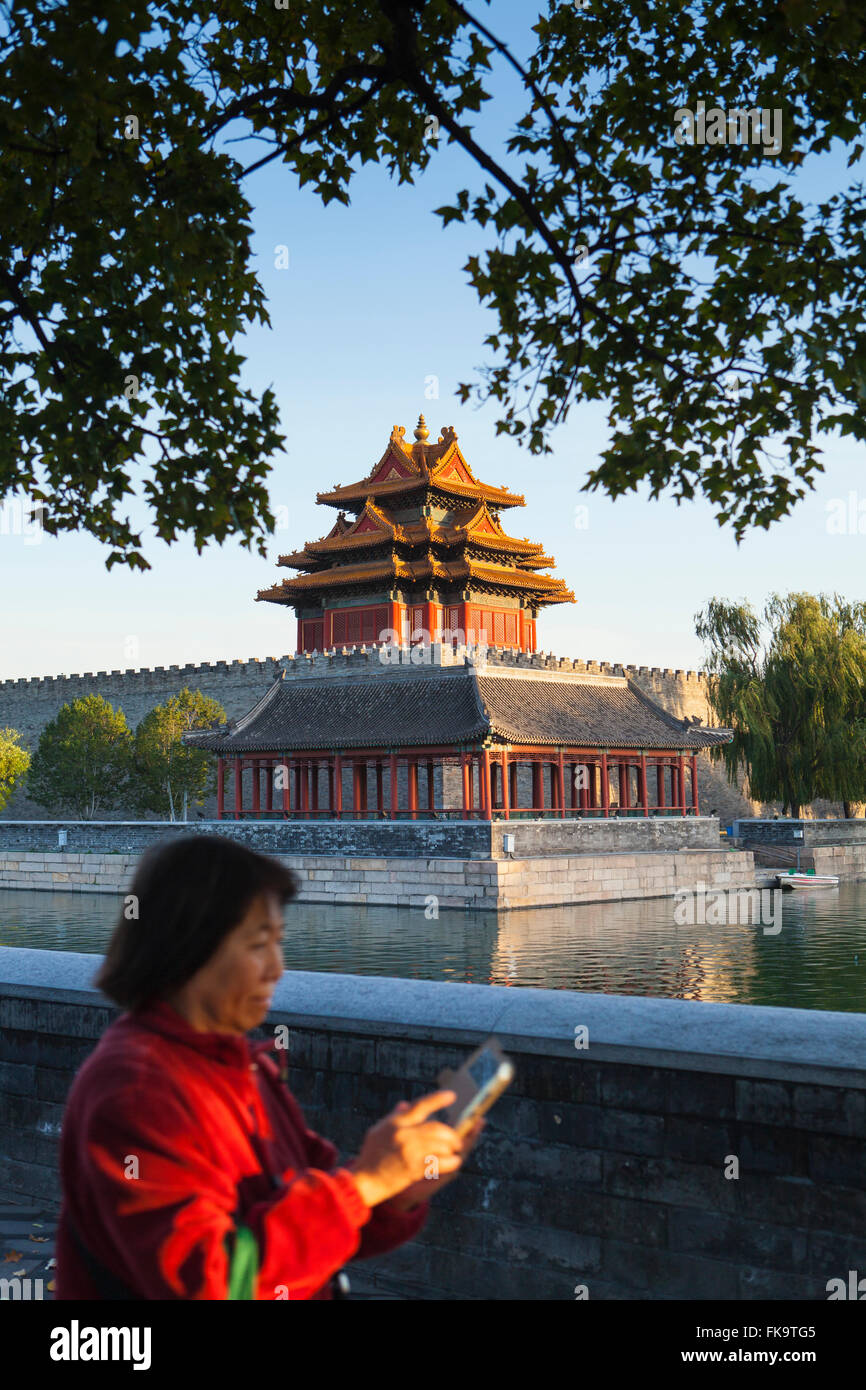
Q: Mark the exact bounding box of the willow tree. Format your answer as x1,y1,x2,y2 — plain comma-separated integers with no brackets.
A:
695,594,866,818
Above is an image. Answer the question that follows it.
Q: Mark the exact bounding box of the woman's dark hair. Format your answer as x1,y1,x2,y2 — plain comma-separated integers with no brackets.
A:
94,834,298,1011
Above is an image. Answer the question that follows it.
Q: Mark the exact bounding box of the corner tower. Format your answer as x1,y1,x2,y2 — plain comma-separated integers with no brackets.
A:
257,416,575,653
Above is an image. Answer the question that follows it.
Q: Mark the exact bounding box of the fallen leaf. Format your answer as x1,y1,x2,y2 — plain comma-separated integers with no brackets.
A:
29,1235,49,1243
47,1258,57,1269
47,1279,55,1291
3,1250,23,1262
12,1268,25,1277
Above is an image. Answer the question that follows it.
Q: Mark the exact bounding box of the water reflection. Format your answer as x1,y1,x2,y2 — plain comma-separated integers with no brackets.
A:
1,885,864,1012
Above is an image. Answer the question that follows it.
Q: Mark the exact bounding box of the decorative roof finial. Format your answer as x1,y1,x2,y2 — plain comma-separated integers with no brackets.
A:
414,414,429,443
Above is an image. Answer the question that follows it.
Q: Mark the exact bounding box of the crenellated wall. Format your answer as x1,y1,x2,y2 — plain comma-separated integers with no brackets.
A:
0,658,284,820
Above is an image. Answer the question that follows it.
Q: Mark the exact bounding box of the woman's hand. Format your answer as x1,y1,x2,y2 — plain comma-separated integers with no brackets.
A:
348,1090,467,1209
383,1106,485,1212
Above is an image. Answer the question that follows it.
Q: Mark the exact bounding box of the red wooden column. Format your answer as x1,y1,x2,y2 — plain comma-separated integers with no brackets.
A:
461,753,470,819
217,759,224,819
390,752,399,819
427,760,435,814
677,758,686,814
251,759,261,815
407,758,418,819
327,762,334,814
300,761,309,817
601,752,610,818
509,759,518,812
615,761,624,811
691,753,700,813
583,762,593,811
282,757,292,817
293,762,302,815
639,754,648,817
531,760,543,815
376,761,384,815
310,760,319,814
557,750,565,818
333,754,342,818
353,760,363,816
501,751,510,819
657,760,666,811
265,759,274,813
234,759,243,819
481,750,492,820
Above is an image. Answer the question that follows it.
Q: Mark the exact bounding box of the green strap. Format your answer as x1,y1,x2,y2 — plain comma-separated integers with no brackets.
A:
226,1224,260,1301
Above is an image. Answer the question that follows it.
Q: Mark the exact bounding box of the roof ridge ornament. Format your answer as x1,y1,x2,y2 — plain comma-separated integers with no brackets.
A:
413,414,430,443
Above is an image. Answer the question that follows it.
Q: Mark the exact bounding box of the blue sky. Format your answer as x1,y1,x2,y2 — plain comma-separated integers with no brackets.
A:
1,2,864,681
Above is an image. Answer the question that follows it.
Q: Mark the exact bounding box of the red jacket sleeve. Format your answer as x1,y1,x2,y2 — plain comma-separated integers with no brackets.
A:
272,1074,431,1261
73,1078,373,1300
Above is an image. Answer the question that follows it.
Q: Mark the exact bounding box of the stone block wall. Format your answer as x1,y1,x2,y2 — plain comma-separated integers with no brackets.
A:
0,846,756,911
1,951,864,1300
810,845,866,880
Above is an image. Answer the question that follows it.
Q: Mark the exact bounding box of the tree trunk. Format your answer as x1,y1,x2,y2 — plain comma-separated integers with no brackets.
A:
843,800,853,819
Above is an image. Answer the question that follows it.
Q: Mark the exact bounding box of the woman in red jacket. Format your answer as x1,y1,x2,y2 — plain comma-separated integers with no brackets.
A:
56,834,481,1300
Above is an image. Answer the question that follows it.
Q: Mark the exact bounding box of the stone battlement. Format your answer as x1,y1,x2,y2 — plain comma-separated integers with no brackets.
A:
0,656,283,692
0,647,709,690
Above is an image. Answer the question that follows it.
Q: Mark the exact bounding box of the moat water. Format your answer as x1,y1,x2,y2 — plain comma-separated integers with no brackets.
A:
2,883,866,1012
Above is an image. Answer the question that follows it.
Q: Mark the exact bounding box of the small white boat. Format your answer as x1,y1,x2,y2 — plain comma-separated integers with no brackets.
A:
776,870,840,890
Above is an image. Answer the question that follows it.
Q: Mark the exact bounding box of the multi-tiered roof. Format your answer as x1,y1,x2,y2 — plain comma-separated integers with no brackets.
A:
257,417,575,619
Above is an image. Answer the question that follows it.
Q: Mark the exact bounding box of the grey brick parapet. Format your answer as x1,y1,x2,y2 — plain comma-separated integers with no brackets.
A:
2,948,864,1299
0,816,724,858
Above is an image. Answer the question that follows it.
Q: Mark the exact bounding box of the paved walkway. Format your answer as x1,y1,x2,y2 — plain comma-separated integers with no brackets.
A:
0,1186,401,1299
0,1187,59,1299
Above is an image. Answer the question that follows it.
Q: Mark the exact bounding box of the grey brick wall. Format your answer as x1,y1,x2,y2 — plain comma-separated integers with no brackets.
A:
734,819,866,846
0,816,723,859
1,952,863,1300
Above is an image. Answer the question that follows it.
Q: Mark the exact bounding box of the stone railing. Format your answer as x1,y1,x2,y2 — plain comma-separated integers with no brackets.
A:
1,948,863,1299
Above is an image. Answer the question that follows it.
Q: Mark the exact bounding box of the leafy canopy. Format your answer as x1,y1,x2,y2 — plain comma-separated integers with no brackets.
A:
131,688,226,820
696,593,866,817
3,0,866,564
27,695,133,819
0,727,30,812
